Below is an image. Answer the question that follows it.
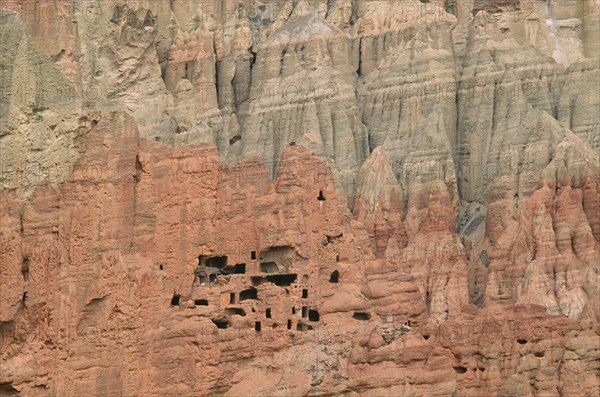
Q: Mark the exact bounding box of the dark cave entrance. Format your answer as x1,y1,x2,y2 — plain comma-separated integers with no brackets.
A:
232,263,246,274
329,270,339,283
212,319,230,329
266,274,297,286
226,308,246,316
353,312,371,320
240,288,258,301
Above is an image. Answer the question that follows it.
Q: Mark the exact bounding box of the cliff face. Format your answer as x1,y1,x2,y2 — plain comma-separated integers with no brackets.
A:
0,1,598,396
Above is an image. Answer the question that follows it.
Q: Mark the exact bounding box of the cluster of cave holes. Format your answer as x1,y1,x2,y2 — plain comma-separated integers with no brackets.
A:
239,306,321,334
173,294,212,308
197,255,246,284
191,248,327,332
453,366,486,374
215,303,319,334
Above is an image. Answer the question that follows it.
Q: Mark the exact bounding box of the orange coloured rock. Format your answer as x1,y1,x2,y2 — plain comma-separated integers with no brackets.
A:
0,0,599,396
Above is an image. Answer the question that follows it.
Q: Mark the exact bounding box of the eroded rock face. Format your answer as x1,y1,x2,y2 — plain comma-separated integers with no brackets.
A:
0,1,598,396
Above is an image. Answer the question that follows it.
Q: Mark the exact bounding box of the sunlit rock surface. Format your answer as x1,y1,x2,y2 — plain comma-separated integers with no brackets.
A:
0,1,598,396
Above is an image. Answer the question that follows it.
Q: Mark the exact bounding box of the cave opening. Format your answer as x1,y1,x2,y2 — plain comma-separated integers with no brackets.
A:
194,299,208,306
255,321,261,332
453,366,467,374
251,251,256,260
317,190,325,201
260,262,279,273
266,308,271,318
297,322,313,331
226,308,246,316
0,382,19,396
308,310,319,322
329,270,339,283
260,246,295,271
287,319,292,329
21,257,29,280
232,263,246,274
212,319,230,329
198,255,228,271
199,271,218,285
266,274,297,286
240,288,258,300
170,294,180,306
206,256,227,268
352,312,370,320
229,293,236,304
302,307,307,317
302,289,308,298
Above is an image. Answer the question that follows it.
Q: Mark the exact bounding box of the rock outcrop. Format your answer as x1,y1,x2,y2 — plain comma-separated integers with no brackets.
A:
0,1,598,396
